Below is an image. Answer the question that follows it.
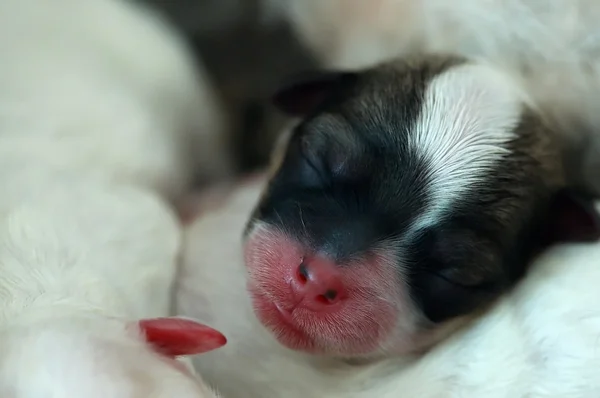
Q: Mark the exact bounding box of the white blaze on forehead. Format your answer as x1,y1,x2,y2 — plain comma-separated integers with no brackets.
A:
409,63,527,230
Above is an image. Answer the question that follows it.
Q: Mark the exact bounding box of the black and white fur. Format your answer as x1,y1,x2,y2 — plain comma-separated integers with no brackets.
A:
238,55,596,359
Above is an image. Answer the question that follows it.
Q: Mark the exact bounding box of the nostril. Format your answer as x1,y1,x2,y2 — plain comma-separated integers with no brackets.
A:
291,257,346,311
324,289,337,301
316,289,339,304
297,261,309,283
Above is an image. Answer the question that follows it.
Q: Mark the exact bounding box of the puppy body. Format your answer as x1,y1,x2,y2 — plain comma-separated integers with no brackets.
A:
275,0,600,71
0,179,210,397
180,177,600,398
0,0,228,395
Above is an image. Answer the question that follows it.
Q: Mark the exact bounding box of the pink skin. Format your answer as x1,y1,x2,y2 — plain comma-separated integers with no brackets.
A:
244,227,404,357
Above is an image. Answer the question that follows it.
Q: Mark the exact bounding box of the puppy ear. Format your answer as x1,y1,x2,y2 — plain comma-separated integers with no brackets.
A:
542,189,600,245
137,317,227,358
272,71,358,116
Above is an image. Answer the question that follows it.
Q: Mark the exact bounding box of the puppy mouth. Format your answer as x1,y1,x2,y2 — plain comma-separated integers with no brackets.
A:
247,280,398,357
248,286,317,352
273,302,294,323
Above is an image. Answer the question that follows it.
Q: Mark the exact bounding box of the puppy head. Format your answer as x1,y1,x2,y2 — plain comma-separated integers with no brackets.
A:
243,55,600,359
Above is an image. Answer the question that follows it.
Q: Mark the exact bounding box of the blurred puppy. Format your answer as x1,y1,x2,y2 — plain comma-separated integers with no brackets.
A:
0,179,224,398
0,0,231,199
0,0,231,395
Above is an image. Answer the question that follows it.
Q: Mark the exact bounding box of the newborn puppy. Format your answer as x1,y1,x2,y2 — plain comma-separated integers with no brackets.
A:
242,55,595,358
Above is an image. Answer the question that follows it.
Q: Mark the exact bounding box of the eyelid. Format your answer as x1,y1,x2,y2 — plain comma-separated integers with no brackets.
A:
299,136,329,182
431,268,492,290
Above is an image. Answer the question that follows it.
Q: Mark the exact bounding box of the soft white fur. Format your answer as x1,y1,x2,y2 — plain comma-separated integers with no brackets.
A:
178,177,600,398
0,0,228,396
409,63,527,231
269,0,600,194
0,0,230,202
0,180,220,397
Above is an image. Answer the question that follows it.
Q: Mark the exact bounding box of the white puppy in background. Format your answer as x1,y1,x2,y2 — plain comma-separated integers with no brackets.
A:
178,176,600,398
0,0,230,396
0,179,223,397
0,0,231,201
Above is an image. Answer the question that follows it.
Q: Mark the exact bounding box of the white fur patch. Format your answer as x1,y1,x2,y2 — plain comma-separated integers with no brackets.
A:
409,63,526,230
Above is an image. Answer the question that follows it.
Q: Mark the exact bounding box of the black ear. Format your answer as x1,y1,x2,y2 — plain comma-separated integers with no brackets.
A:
271,71,358,117
542,189,600,245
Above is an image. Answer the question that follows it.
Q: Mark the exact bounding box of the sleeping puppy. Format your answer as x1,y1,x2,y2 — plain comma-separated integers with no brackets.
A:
0,0,231,395
179,174,600,398
242,54,594,358
177,54,600,397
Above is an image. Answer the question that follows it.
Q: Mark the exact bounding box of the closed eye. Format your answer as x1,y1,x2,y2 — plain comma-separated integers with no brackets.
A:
297,137,329,187
413,270,502,322
427,269,496,290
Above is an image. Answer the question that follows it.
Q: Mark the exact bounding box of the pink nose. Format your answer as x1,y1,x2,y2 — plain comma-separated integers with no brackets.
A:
291,256,346,312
